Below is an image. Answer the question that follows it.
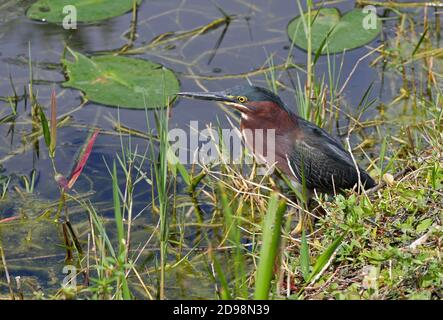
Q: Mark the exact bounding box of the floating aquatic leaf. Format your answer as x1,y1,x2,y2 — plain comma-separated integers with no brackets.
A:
27,0,142,23
287,8,381,54
62,50,179,109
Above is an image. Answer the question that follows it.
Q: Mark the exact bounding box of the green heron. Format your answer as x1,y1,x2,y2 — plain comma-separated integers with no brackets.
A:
177,85,376,196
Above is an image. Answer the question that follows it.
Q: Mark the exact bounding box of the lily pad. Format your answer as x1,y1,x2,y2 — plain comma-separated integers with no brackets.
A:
27,0,142,23
287,8,381,54
62,50,180,109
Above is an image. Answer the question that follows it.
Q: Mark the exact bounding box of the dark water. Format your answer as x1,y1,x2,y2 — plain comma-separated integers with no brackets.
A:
0,0,388,196
0,0,434,298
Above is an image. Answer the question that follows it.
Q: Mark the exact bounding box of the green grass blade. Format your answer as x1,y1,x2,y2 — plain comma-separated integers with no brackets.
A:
212,253,232,300
218,182,247,298
49,88,57,158
412,27,428,56
112,162,124,248
379,136,387,176
39,107,51,149
112,162,131,300
307,232,346,284
254,193,286,300
300,229,310,282
168,150,191,186
313,25,336,65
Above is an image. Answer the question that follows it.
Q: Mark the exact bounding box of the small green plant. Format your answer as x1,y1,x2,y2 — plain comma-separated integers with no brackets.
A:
19,169,37,194
0,167,10,200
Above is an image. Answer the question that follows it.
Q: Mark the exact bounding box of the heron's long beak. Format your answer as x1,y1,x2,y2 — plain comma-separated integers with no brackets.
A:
176,91,236,103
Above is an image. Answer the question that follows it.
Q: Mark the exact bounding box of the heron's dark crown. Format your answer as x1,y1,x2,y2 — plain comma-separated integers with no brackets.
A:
223,85,292,112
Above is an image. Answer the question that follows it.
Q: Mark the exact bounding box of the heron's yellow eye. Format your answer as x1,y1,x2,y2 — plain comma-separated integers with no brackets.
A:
237,96,247,103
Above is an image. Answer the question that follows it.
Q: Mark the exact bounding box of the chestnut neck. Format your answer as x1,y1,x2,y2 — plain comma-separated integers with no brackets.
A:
239,100,297,135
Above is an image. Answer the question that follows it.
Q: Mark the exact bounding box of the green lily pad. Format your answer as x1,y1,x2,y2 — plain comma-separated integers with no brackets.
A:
62,50,180,109
27,0,142,23
287,8,382,54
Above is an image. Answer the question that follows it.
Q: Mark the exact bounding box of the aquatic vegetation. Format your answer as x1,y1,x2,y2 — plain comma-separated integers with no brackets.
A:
0,0,442,301
62,49,180,109
287,8,382,54
27,0,142,23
